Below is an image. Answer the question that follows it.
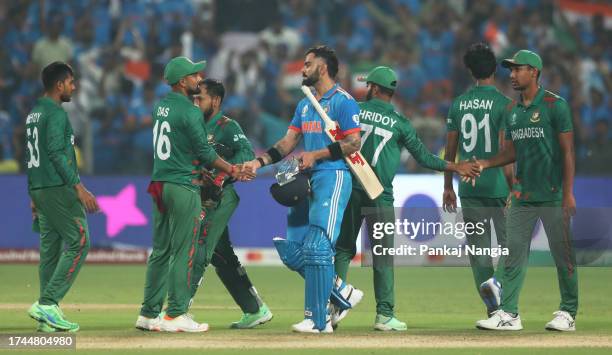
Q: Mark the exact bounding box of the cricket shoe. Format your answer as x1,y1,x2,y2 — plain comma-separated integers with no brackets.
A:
291,318,333,334
37,321,76,333
545,311,576,332
374,315,407,331
160,313,209,332
331,284,364,327
479,277,502,315
29,302,79,331
230,303,273,329
135,314,162,331
476,310,522,331
37,322,58,333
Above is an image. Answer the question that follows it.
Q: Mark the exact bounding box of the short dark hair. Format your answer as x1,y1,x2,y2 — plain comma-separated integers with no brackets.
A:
202,78,225,103
42,61,74,91
463,43,496,80
305,45,339,79
373,83,394,97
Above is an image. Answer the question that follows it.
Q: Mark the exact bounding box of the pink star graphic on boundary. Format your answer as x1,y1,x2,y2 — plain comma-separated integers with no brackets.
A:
98,184,148,238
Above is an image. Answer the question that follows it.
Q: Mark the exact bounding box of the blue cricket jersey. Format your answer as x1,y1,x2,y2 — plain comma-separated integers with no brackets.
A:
289,84,361,171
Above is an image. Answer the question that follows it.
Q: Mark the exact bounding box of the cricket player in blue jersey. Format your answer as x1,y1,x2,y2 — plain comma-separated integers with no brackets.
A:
245,45,362,333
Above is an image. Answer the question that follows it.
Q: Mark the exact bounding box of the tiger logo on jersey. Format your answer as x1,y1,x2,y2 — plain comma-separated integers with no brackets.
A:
530,111,540,123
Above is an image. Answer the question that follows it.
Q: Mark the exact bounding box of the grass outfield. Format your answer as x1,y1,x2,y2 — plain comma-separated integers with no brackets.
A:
0,265,611,354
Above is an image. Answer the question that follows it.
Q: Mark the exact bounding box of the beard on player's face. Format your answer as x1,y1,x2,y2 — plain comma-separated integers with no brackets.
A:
366,87,374,101
203,106,214,119
302,67,320,86
186,84,201,96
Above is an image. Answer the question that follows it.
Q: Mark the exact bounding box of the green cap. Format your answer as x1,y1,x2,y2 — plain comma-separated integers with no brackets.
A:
358,66,397,90
164,56,206,85
501,50,542,71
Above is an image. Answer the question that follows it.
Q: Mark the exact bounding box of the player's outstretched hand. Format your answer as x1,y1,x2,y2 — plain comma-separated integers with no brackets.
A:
442,188,457,213
242,159,260,174
75,183,100,213
232,164,256,182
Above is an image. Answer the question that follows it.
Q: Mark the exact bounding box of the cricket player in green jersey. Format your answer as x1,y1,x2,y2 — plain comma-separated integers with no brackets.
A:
334,66,481,331
475,50,578,331
136,57,254,333
443,43,513,317
189,78,273,329
26,62,100,333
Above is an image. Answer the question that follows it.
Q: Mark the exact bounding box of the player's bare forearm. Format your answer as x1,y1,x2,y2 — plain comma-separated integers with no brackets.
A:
481,139,516,169
259,130,302,166
444,132,458,189
559,132,575,197
339,132,361,156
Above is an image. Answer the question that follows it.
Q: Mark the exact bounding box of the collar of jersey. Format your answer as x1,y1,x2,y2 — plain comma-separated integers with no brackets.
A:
320,83,340,100
473,84,496,91
168,91,191,104
206,111,224,129
518,86,544,108
368,97,393,110
39,96,61,108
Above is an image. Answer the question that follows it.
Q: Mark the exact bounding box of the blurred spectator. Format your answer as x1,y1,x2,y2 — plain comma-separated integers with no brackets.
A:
0,0,609,175
31,15,73,70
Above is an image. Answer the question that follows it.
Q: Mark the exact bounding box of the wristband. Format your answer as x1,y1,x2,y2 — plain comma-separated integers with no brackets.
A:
256,157,266,167
266,147,283,164
327,142,343,161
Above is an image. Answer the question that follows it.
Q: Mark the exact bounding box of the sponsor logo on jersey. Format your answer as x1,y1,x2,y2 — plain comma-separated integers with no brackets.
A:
509,113,517,126
301,121,322,133
352,114,359,125
301,105,308,117
324,106,329,113
510,127,545,141
459,99,493,111
71,135,75,145
530,111,540,123
207,134,214,143
233,133,247,141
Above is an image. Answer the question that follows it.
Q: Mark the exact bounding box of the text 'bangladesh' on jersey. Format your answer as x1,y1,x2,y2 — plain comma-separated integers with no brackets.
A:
447,85,511,198
505,87,572,202
357,98,446,197
151,92,218,187
26,97,80,190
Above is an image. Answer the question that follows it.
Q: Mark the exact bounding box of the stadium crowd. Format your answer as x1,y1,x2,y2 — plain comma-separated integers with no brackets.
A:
0,0,610,174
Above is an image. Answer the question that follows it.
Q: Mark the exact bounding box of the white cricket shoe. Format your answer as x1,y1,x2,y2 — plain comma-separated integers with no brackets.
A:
291,318,333,334
331,284,364,327
160,313,209,333
545,311,576,331
135,315,161,331
476,310,523,331
479,277,502,314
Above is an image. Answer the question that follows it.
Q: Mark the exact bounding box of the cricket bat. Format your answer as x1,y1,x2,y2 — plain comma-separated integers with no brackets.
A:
301,85,384,199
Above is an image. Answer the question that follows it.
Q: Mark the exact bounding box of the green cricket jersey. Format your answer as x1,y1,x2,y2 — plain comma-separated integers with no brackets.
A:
357,98,447,197
204,111,254,191
151,92,218,187
26,97,80,190
505,87,572,202
447,85,511,198
205,111,254,165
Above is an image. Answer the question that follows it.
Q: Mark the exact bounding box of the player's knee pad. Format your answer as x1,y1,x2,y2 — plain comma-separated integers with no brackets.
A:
302,226,333,266
273,237,304,272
